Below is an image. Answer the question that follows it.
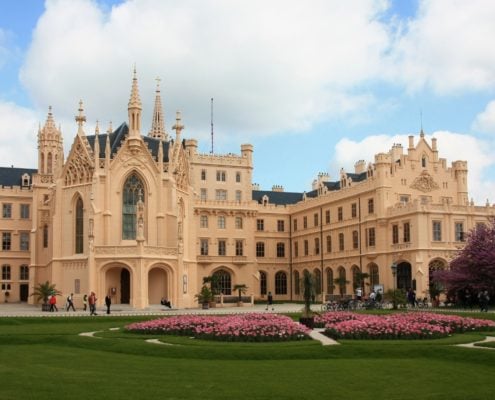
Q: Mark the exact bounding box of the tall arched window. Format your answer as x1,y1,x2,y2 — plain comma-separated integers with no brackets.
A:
75,197,84,253
314,268,321,295
260,271,267,295
213,269,231,295
275,271,287,295
326,268,334,294
294,271,300,295
369,263,379,288
40,153,45,174
122,173,144,239
338,266,347,295
47,152,52,174
43,224,48,248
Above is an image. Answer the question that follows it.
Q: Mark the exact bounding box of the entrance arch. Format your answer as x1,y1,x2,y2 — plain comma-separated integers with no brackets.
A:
148,267,169,304
104,265,132,305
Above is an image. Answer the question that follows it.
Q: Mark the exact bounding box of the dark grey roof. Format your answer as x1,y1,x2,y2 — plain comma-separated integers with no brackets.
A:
346,172,367,182
252,190,304,205
0,167,37,187
86,122,171,162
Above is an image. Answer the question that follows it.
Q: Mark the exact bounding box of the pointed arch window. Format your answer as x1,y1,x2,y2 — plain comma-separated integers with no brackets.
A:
122,173,144,240
275,271,287,295
47,152,53,174
75,197,84,253
260,271,267,296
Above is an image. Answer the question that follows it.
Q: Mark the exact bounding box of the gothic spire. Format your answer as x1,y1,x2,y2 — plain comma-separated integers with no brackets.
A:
148,77,167,140
172,110,184,143
128,67,142,138
75,100,86,135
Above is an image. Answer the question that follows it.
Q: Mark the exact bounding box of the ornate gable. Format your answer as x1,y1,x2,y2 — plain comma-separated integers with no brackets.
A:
410,170,439,193
63,135,95,186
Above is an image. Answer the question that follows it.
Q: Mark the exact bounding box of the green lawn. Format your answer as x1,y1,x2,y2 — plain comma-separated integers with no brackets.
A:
1,314,494,400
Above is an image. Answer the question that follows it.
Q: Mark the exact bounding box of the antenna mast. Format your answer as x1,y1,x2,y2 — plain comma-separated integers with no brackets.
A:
210,98,214,154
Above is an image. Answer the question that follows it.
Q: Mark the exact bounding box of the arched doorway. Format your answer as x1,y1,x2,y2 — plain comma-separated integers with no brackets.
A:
148,267,168,304
120,269,130,304
397,262,412,290
105,265,132,305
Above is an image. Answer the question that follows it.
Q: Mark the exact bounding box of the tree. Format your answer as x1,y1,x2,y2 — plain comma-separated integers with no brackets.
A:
334,276,350,298
433,221,495,296
301,270,316,317
354,271,370,295
233,284,248,304
31,281,61,306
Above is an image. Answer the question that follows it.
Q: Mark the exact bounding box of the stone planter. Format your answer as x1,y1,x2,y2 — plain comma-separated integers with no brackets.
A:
202,303,209,310
42,303,51,312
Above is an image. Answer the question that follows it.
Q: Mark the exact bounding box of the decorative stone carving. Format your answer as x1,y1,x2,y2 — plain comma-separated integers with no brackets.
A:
410,170,439,192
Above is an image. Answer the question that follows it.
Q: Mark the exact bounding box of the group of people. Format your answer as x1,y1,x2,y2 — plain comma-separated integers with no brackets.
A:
48,292,112,315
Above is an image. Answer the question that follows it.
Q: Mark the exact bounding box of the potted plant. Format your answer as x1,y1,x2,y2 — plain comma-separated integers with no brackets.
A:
203,275,220,307
233,284,248,306
4,291,9,303
334,276,350,298
31,281,62,311
195,285,214,309
299,270,316,328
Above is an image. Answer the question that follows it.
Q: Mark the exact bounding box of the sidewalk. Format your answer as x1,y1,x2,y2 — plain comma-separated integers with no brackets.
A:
0,302,306,318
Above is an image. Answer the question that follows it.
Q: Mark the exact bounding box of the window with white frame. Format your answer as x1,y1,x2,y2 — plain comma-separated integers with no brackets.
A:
2,264,11,280
216,170,226,182
218,215,226,229
200,188,207,201
2,232,11,250
2,203,12,218
215,189,227,201
218,240,226,256
256,242,265,257
200,239,209,255
200,215,208,228
432,221,442,241
235,216,243,229
235,190,242,202
235,240,243,256
455,222,465,242
20,264,29,280
20,204,30,219
20,232,30,251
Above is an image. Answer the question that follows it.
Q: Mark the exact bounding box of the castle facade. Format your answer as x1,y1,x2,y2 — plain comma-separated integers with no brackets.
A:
1,72,494,308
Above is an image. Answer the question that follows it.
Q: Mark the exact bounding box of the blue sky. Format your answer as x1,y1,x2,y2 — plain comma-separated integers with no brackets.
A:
1,0,495,202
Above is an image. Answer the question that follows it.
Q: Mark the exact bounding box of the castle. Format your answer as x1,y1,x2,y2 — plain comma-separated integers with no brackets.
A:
1,71,494,308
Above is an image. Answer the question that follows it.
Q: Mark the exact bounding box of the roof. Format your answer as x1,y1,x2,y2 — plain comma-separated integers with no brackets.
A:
252,190,304,205
0,167,37,187
86,122,171,162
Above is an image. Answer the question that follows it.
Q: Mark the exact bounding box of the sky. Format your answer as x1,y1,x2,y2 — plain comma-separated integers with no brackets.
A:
1,0,495,203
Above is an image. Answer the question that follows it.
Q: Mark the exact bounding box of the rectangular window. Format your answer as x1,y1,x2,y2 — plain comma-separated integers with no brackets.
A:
455,222,465,242
351,203,357,218
20,204,30,219
200,215,208,228
325,210,330,224
215,189,227,201
293,219,298,231
235,216,243,229
235,240,243,256
236,172,241,183
216,170,226,182
304,240,309,256
352,231,358,249
235,190,242,202
338,207,343,221
20,232,30,251
2,203,12,218
277,242,285,258
200,188,207,201
303,216,307,229
20,265,29,280
201,169,207,181
218,240,226,256
314,213,319,227
256,242,265,257
392,224,399,244
2,232,11,250
256,219,264,231
294,241,299,257
2,265,10,280
432,221,442,241
314,238,320,255
403,222,410,243
326,235,332,252
339,233,344,251
200,239,209,255
217,216,226,229
368,228,376,247
368,198,374,214
277,220,285,232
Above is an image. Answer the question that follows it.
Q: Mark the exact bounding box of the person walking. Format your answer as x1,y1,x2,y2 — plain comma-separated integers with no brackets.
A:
89,291,97,315
83,294,88,311
105,294,111,315
66,293,76,311
266,291,274,311
49,294,58,312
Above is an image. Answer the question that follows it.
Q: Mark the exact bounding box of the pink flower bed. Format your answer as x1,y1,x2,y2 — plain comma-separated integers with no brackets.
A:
126,313,310,342
315,312,495,340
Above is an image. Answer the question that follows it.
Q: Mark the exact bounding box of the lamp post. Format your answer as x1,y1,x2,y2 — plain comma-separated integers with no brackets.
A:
391,263,397,310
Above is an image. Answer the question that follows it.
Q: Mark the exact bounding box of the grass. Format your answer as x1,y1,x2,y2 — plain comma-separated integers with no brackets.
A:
1,313,495,399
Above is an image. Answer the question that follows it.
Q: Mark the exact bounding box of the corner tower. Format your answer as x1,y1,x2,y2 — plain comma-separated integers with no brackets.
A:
38,106,64,177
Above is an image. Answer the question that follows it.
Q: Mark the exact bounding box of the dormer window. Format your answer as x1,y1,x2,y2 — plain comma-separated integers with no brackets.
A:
21,174,31,188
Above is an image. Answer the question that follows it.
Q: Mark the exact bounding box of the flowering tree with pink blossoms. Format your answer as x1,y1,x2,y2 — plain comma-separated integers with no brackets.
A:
433,221,495,297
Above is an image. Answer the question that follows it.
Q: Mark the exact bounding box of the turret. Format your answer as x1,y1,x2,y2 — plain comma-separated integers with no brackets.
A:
128,68,142,140
241,144,253,164
453,160,468,205
38,106,64,177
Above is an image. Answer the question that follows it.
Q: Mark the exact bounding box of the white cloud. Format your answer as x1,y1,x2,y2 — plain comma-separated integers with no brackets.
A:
19,0,391,142
332,131,494,204
0,101,39,168
472,100,495,133
388,0,495,94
